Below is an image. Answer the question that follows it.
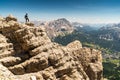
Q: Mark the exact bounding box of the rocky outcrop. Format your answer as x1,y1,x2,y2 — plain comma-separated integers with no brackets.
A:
25,22,34,26
0,15,103,80
0,34,14,58
6,14,17,22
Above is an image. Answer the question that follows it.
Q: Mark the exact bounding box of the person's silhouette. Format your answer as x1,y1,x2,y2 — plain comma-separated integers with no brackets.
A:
24,13,29,23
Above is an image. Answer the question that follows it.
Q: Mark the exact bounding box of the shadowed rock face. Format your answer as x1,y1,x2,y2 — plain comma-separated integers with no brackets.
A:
0,15,103,80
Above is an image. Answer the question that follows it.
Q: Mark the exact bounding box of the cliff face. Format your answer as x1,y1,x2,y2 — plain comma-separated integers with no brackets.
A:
0,15,103,80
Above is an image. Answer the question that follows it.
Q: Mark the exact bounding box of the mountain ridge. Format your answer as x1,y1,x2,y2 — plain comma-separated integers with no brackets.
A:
0,15,103,80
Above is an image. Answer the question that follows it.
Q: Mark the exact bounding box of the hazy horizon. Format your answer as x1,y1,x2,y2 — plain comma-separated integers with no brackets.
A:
1,0,120,24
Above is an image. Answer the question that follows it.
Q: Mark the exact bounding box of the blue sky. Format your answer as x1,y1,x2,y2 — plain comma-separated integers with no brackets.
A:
1,0,120,23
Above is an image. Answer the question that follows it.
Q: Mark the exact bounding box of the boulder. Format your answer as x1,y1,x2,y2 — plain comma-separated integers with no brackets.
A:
6,14,17,22
25,22,34,26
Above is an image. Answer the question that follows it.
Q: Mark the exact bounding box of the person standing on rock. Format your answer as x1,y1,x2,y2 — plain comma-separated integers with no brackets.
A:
24,13,29,23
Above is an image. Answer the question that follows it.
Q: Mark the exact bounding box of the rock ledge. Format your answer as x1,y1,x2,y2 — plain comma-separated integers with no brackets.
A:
0,15,103,80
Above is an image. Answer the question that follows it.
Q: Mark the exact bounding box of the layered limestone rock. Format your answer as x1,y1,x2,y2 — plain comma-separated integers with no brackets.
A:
0,15,103,80
0,34,14,58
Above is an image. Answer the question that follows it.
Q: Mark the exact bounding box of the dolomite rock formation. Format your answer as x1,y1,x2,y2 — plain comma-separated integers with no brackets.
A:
0,15,103,80
43,18,74,39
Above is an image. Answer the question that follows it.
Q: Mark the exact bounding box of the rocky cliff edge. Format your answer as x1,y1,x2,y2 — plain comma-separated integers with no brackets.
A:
0,15,103,80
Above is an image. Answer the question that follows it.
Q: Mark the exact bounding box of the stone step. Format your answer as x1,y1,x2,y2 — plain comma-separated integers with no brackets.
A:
0,43,13,50
29,42,59,56
8,52,49,75
0,63,18,80
0,56,22,67
0,50,14,59
0,34,8,43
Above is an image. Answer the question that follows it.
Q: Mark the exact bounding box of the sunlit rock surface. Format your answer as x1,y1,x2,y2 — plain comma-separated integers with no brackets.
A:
0,15,103,80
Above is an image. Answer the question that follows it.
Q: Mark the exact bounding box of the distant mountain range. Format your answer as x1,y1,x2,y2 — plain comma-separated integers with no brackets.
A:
48,19,120,53
44,18,74,39
99,23,120,41
32,18,120,53
33,18,74,38
32,18,101,38
72,22,98,31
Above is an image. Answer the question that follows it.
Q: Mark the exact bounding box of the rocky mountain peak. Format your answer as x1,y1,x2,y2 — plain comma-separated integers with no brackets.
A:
44,18,74,38
55,18,71,24
0,15,103,80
